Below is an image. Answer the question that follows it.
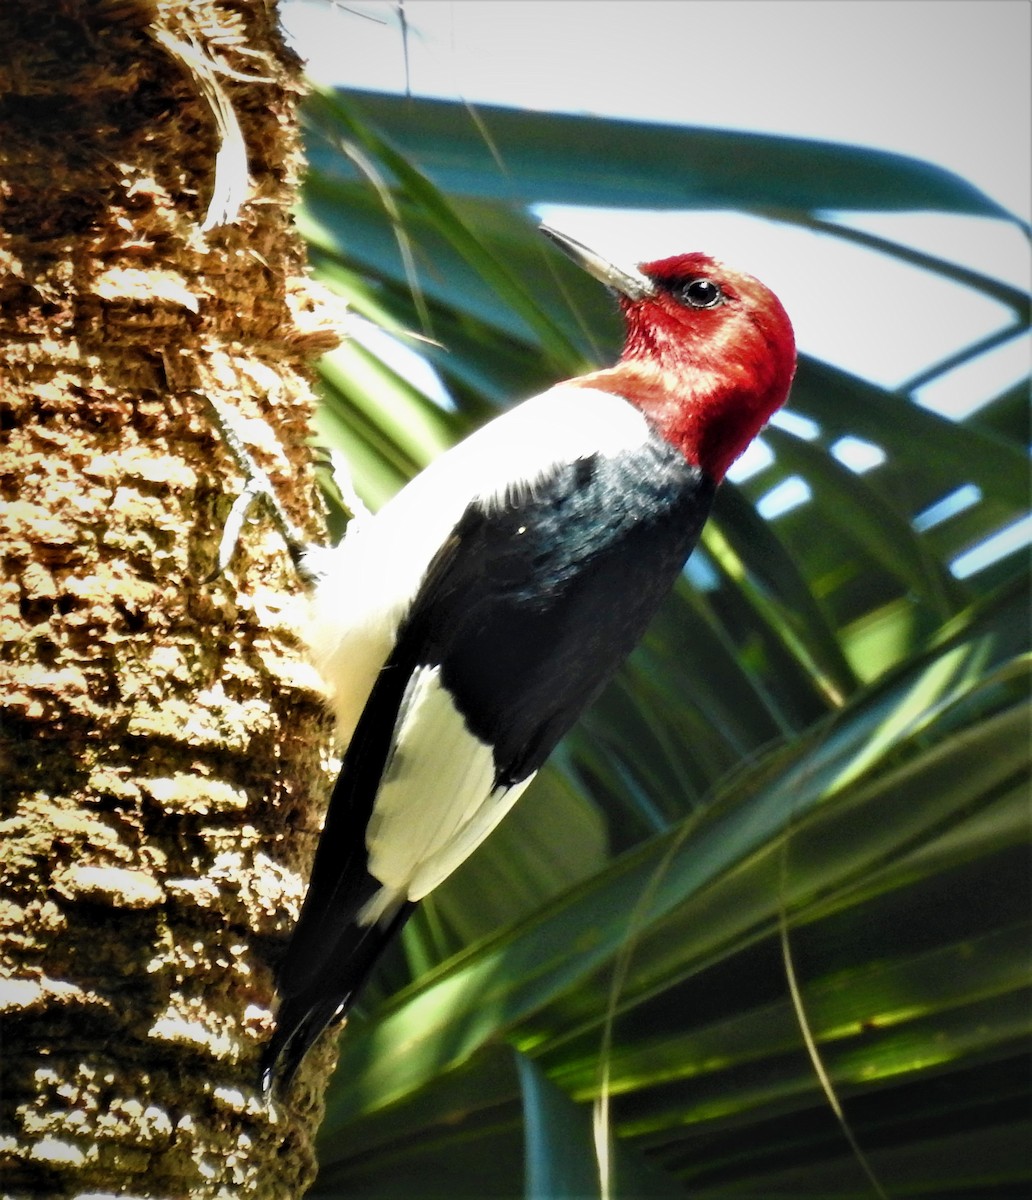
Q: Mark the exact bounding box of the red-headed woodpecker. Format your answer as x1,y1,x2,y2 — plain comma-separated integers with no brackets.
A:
259,225,796,1095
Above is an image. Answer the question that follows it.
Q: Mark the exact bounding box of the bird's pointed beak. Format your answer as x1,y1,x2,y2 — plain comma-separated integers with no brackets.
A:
540,224,656,302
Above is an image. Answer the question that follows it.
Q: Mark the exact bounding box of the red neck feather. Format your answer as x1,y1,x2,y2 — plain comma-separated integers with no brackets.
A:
574,254,796,482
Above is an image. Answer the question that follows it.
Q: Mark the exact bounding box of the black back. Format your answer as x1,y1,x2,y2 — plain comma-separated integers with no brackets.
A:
263,433,714,1092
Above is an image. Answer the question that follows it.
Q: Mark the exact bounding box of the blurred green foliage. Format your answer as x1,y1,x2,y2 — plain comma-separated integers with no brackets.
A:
297,85,1030,1199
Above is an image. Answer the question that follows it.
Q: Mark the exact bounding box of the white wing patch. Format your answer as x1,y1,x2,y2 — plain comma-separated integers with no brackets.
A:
358,665,536,925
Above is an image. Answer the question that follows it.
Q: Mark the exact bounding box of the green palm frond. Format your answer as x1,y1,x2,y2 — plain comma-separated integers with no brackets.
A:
299,85,1030,1199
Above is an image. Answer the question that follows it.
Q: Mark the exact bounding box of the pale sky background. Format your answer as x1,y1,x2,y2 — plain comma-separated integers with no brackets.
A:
286,0,1030,218
280,0,1029,382
280,0,1030,566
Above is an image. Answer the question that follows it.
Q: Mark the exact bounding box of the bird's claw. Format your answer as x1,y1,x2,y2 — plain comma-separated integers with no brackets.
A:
204,393,313,583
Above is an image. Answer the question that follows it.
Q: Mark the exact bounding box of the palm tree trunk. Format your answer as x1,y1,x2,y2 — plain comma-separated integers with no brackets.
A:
0,2,337,1194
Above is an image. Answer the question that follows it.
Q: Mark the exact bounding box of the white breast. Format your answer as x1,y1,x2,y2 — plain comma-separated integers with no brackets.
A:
303,384,649,747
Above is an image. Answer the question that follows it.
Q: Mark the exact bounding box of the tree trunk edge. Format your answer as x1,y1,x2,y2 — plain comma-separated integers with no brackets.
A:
1,2,340,1195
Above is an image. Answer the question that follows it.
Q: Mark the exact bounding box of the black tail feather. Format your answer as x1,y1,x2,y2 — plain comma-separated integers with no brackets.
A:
259,991,344,1099
259,901,416,1099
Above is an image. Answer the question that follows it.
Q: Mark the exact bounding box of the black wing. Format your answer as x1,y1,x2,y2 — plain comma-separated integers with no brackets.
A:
261,437,714,1092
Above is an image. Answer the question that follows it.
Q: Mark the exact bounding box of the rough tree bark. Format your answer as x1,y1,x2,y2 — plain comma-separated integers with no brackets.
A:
0,2,341,1195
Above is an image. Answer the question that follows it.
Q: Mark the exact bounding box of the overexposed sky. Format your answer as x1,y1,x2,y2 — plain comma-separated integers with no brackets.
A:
280,0,1030,567
284,0,1030,217
283,0,1029,388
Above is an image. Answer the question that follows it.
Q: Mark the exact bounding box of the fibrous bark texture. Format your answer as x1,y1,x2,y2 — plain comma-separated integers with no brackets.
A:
0,2,339,1195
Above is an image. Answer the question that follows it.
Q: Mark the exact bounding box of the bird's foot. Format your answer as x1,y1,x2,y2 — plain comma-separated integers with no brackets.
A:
204,394,315,583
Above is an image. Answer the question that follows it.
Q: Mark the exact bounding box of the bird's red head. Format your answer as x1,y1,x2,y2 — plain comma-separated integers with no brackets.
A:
542,229,797,482
612,252,796,481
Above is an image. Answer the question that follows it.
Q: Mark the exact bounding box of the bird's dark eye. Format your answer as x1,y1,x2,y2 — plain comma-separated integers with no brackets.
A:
679,278,723,309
